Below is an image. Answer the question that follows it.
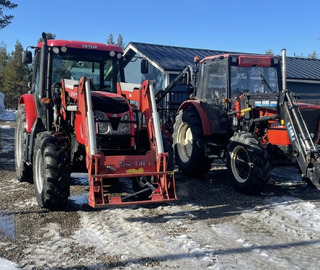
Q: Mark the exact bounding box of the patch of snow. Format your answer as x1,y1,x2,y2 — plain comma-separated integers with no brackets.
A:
0,92,16,121
209,195,320,269
72,207,217,269
0,258,21,270
0,125,11,129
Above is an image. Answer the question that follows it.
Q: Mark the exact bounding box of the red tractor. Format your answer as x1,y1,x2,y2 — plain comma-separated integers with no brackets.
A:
164,50,320,194
15,33,176,209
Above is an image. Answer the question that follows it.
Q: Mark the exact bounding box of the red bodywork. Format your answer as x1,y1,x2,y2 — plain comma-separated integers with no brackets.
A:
178,94,320,148
37,39,122,53
178,100,212,136
201,54,272,66
18,94,37,133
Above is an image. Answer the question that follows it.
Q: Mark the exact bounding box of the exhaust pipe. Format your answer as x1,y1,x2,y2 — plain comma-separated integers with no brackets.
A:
39,32,48,100
281,49,287,91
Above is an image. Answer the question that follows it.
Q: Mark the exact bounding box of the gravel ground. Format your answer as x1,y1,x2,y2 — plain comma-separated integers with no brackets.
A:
1,122,320,269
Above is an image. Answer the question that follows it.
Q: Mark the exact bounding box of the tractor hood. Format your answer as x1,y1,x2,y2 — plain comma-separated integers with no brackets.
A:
91,91,129,113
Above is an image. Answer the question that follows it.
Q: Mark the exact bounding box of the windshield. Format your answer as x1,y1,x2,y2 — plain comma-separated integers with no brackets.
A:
50,48,122,92
231,66,279,96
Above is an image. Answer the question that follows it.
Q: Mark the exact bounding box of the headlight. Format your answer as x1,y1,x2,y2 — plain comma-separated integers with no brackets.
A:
99,123,112,134
120,125,129,133
95,110,112,135
122,112,129,121
119,112,130,134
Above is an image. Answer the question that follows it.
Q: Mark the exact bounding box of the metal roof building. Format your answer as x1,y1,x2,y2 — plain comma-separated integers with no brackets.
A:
123,42,320,95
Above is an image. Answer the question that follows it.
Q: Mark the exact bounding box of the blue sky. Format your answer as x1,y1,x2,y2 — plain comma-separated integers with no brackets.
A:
1,0,320,57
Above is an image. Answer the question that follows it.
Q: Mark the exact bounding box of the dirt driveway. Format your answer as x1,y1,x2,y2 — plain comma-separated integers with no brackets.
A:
0,122,320,269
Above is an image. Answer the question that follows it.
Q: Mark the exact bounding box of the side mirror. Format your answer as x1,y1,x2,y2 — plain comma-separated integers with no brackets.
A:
141,59,149,74
22,51,32,64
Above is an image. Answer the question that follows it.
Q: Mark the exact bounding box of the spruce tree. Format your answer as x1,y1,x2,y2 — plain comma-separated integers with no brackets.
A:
0,1,18,29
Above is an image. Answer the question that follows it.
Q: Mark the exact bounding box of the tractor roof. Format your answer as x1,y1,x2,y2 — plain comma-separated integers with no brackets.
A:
201,53,270,61
36,39,122,53
201,54,275,67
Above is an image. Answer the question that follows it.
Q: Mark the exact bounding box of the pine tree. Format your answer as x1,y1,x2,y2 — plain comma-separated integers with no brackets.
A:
107,33,125,48
310,51,318,59
107,34,115,45
37,33,56,43
3,41,30,108
0,1,18,30
0,43,8,92
117,34,125,48
265,49,274,55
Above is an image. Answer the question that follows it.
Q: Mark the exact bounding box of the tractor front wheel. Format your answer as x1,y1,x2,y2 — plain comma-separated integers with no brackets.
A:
15,104,33,182
33,132,70,209
227,132,270,194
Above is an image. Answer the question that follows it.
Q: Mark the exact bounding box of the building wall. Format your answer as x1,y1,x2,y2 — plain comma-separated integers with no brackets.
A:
288,81,320,105
287,81,320,94
124,54,143,84
124,53,165,93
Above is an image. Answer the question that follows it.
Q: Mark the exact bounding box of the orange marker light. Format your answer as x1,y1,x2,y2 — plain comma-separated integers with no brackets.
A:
41,97,51,104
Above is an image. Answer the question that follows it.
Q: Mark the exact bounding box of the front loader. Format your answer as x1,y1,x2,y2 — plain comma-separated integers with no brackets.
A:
15,33,176,209
277,49,320,190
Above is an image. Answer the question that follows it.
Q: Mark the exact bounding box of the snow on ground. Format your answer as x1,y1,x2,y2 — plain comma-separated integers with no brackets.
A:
4,169,318,270
11,185,320,270
0,258,20,270
0,92,16,122
207,196,320,269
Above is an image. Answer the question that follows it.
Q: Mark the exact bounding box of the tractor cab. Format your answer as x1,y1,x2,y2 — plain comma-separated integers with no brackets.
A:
193,54,282,134
23,39,125,128
195,54,281,103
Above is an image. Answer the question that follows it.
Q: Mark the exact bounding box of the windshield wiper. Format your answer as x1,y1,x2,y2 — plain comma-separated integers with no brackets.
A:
254,66,273,92
64,61,79,79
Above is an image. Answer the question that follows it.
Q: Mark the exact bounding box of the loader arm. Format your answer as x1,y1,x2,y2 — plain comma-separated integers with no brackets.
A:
70,78,176,207
278,89,320,189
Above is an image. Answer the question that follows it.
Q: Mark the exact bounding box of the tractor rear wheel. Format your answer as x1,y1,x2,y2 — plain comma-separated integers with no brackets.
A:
227,132,270,194
33,132,70,209
173,107,212,177
15,104,33,182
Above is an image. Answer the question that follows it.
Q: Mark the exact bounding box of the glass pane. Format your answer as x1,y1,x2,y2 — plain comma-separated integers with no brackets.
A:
231,66,279,96
51,48,120,92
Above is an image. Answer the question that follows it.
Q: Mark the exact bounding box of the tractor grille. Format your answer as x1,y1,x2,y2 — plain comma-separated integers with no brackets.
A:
92,95,129,113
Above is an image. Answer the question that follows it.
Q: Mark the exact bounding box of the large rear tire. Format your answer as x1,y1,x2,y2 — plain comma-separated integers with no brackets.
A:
173,107,212,177
33,132,70,209
15,104,33,182
227,132,270,194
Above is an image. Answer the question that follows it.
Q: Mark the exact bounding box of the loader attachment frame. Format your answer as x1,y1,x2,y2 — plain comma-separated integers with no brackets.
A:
278,89,320,190
278,49,320,190
73,78,176,207
88,152,176,207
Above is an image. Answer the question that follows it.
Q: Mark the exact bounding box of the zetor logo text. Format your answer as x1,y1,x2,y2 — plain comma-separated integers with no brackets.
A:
82,44,98,49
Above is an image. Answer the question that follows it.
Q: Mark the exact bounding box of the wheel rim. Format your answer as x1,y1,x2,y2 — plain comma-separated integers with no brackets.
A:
34,149,44,194
177,122,193,163
15,125,23,167
230,145,250,183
